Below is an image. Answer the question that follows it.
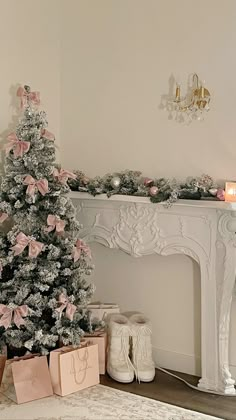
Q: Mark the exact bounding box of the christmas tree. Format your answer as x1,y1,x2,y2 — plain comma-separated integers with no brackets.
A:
0,85,95,355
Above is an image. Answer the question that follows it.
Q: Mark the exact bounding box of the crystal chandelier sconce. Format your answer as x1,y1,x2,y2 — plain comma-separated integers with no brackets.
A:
163,74,211,123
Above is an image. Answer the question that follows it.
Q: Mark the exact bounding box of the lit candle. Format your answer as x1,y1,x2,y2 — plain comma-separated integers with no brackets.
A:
225,182,236,202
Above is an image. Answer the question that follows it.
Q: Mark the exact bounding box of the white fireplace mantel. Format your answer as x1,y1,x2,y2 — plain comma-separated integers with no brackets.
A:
70,191,236,394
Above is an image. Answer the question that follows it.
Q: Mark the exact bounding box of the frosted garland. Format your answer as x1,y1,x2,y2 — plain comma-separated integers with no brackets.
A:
69,171,225,204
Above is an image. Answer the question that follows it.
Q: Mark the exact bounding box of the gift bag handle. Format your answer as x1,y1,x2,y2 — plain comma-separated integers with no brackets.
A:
70,346,89,385
102,312,107,321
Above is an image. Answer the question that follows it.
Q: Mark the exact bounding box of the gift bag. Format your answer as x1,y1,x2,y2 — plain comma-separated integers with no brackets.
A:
84,332,107,374
49,342,99,396
0,354,53,404
86,302,120,322
0,346,7,385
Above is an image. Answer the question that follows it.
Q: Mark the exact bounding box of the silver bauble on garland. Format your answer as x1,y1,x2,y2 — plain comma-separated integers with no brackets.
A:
209,188,218,196
110,176,121,189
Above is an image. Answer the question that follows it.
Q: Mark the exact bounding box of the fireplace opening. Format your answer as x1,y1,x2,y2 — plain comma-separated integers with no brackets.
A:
90,243,201,377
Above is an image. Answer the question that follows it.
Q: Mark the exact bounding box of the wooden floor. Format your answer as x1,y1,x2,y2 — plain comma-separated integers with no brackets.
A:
101,369,236,420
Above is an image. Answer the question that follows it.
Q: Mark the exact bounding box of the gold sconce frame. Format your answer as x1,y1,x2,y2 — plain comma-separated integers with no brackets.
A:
174,73,210,113
161,73,211,123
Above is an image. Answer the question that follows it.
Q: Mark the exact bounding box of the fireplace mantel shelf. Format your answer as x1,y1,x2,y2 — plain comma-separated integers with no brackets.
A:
70,191,236,395
70,191,236,210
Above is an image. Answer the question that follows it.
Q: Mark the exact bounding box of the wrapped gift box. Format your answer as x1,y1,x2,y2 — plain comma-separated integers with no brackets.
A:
86,302,120,322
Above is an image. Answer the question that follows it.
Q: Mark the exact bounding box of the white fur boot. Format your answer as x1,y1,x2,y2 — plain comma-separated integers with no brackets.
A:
107,314,134,383
129,313,155,382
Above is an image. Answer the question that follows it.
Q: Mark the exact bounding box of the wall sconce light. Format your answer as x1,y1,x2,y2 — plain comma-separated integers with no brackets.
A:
161,73,211,124
225,182,236,202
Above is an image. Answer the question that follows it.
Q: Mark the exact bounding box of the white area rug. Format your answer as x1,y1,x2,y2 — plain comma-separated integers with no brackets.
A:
0,384,224,420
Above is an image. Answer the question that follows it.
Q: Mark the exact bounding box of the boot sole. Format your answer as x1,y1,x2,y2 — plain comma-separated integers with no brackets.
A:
136,372,156,382
107,370,134,384
138,376,155,382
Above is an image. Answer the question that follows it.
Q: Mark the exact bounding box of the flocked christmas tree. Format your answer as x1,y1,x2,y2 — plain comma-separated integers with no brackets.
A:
0,85,95,355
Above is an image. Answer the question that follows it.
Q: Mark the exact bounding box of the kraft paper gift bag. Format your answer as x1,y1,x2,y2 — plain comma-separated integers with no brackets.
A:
49,342,100,396
84,332,107,374
0,354,53,404
0,346,7,385
86,302,120,322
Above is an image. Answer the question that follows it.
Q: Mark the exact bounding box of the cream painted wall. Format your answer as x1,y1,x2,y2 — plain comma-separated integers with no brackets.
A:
61,0,236,376
61,0,236,180
0,0,61,162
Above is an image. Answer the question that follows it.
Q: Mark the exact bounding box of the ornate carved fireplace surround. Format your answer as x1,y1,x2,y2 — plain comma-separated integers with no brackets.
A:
70,192,236,394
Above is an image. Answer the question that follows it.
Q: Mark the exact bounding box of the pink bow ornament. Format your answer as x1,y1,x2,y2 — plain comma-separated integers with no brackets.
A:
56,294,76,321
46,215,65,233
6,133,30,158
53,168,76,184
23,175,49,197
143,177,154,187
217,189,225,201
17,86,40,108
11,232,44,258
0,212,8,223
41,129,55,141
72,239,91,262
0,304,28,329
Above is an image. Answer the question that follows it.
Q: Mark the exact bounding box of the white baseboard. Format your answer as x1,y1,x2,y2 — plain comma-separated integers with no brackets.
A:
153,346,236,381
153,346,201,376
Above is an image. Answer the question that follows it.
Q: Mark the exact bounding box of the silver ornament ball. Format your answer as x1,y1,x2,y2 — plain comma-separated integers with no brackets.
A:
25,108,32,118
111,176,121,189
209,188,218,196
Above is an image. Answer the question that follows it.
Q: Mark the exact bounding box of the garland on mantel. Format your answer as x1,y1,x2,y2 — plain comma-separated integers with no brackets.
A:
69,170,225,204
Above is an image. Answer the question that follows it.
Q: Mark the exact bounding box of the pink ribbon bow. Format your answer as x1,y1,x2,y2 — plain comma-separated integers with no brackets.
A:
41,129,55,141
11,232,44,258
6,133,30,158
72,239,91,262
17,86,40,108
0,304,28,329
23,175,49,197
0,212,8,223
46,215,65,233
217,189,225,201
53,168,76,184
56,293,76,321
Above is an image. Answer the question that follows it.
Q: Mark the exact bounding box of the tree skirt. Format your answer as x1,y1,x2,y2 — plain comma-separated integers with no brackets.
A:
0,384,223,420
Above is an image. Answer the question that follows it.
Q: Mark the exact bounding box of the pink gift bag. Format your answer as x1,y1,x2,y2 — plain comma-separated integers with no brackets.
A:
0,355,7,386
84,332,107,374
0,354,53,404
49,342,100,396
